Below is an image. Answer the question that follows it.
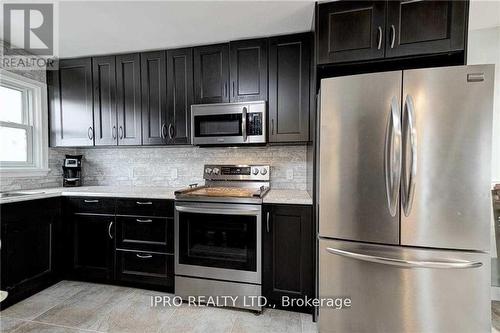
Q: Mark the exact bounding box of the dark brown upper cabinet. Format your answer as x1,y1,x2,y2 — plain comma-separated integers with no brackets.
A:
193,44,230,104
385,1,467,58
141,51,168,145
268,33,311,143
49,58,94,147
166,48,194,145
317,0,468,65
116,53,142,146
229,39,268,102
317,1,386,64
92,56,117,146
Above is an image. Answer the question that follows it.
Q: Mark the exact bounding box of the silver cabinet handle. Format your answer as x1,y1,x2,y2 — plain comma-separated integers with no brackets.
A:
136,253,153,259
112,126,117,140
119,126,123,140
136,218,152,223
232,81,235,97
168,123,173,139
88,127,93,140
402,95,417,217
108,221,113,239
390,25,396,49
384,96,402,217
161,123,167,139
84,199,99,203
377,26,383,50
136,201,153,205
224,83,227,98
266,212,270,233
271,119,275,136
242,106,247,142
325,247,482,269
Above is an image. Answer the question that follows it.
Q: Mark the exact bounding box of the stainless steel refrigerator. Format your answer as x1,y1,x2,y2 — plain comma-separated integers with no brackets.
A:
318,65,495,333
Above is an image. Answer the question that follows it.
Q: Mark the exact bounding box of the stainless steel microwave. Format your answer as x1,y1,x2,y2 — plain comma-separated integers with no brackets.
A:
191,101,266,145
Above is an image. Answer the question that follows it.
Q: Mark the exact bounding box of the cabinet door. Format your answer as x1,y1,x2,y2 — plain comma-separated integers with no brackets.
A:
116,53,142,145
49,58,94,147
317,1,386,64
193,44,229,104
93,56,117,146
268,33,311,143
263,204,313,313
1,215,53,291
72,215,114,281
229,38,268,102
141,51,167,145
166,48,194,144
386,1,467,58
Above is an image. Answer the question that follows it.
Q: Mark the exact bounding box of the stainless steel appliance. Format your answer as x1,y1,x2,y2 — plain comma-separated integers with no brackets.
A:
62,155,82,187
174,164,270,310
318,65,494,332
191,101,266,145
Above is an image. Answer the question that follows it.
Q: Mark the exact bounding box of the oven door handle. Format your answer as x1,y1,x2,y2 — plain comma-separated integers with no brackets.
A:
176,205,259,216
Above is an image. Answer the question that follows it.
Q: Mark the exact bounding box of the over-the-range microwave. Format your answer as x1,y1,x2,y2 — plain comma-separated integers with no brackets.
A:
191,101,266,146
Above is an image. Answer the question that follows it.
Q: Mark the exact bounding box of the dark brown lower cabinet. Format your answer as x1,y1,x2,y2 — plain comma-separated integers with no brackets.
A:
263,204,314,313
0,198,60,309
115,250,174,289
71,214,115,281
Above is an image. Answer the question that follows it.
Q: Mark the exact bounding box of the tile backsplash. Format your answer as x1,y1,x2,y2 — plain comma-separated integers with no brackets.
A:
0,148,76,192
76,145,308,190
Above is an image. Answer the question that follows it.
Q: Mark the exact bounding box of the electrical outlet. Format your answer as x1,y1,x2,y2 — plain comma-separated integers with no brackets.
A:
171,168,178,179
286,169,294,180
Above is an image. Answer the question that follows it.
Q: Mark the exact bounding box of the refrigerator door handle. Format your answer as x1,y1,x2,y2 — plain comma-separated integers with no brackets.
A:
402,95,418,216
325,247,482,269
384,97,402,217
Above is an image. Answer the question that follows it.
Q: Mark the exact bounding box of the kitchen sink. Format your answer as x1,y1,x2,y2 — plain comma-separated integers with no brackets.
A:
0,191,45,198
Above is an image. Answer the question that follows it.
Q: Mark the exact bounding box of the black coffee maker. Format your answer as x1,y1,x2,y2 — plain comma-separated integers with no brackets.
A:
62,155,82,187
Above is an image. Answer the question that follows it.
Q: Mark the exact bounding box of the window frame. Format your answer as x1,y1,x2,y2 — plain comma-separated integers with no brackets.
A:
0,69,49,177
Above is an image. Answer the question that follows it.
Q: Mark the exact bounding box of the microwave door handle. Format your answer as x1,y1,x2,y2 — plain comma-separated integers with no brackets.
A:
242,107,247,142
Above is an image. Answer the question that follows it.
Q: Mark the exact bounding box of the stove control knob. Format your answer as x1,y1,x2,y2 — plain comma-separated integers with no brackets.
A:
212,168,220,175
252,168,259,175
205,168,212,175
260,167,268,175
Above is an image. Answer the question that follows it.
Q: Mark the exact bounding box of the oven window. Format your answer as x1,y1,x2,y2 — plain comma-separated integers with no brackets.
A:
178,212,256,271
194,114,242,137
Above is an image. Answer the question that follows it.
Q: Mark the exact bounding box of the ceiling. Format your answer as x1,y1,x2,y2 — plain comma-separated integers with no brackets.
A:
2,0,497,58
56,1,315,58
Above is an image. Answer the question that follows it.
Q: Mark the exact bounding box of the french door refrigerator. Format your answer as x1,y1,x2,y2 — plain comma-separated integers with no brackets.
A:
318,65,495,333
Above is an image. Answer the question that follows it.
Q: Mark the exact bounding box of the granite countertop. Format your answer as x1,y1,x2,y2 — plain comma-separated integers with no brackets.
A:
0,186,312,205
263,189,312,205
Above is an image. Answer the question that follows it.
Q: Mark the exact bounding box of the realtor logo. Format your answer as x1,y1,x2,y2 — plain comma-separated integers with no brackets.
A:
3,3,54,56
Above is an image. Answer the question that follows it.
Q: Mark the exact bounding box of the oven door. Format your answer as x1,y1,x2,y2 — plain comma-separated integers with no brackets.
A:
175,202,261,284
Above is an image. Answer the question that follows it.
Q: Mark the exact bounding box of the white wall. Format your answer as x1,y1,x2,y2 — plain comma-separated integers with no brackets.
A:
467,26,500,257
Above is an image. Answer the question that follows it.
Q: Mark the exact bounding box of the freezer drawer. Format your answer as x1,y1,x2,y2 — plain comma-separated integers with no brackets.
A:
319,238,490,333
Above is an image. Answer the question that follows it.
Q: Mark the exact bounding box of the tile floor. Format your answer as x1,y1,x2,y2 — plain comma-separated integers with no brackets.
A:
0,281,318,333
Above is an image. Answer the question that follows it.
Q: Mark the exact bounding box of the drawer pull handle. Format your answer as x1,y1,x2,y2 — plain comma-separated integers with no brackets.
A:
136,219,152,223
136,201,153,205
136,254,152,259
84,200,99,203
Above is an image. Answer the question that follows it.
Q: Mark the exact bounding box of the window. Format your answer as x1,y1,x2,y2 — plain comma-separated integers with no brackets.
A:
0,70,48,176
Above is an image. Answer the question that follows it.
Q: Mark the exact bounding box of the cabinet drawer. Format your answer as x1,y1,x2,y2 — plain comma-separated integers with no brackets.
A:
66,197,115,214
116,217,173,253
115,250,174,289
116,198,174,217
